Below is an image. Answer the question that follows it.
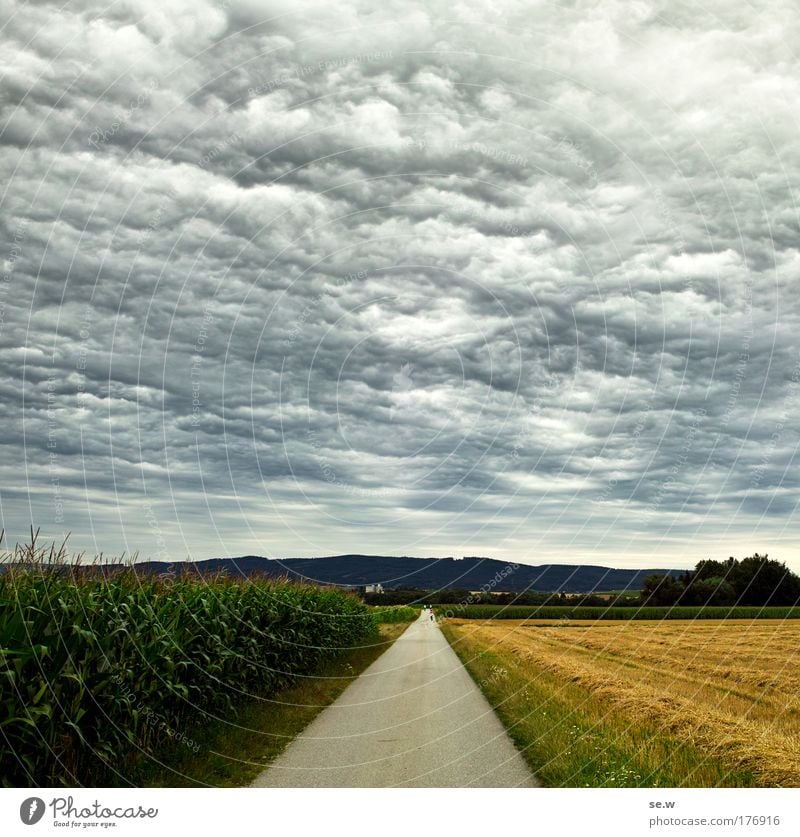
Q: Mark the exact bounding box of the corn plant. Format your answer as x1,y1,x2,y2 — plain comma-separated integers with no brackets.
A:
0,556,374,787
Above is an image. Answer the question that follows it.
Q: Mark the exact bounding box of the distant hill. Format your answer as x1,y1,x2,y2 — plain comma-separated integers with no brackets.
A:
127,554,683,593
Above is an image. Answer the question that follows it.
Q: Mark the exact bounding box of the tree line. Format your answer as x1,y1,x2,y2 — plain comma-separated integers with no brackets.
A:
363,553,800,608
364,587,639,607
641,554,800,607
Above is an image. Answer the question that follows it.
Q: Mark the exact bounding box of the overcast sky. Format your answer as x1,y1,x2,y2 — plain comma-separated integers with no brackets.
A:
2,0,799,569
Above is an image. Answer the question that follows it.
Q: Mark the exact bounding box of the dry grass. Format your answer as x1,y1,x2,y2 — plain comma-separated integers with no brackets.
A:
443,619,800,787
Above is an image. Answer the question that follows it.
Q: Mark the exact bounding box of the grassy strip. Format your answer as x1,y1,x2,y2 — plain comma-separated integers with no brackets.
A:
438,605,800,620
441,622,758,787
125,623,411,787
371,605,419,623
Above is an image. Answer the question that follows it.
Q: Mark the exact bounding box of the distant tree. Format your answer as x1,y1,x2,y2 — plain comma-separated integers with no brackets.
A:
728,554,800,606
641,573,684,606
576,594,606,607
366,555,800,609
693,557,735,582
610,594,640,607
684,576,736,606
676,553,800,607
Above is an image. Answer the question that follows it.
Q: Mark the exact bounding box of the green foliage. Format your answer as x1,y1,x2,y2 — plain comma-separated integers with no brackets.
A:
441,604,800,620
692,557,735,581
0,567,374,787
364,587,640,607
640,574,685,606
727,554,800,605
688,576,736,606
370,605,418,624
642,554,800,607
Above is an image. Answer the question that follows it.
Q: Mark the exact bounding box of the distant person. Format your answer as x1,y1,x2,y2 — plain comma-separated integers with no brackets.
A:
429,609,435,622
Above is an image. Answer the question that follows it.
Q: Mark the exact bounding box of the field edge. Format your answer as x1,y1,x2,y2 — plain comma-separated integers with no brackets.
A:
440,620,764,788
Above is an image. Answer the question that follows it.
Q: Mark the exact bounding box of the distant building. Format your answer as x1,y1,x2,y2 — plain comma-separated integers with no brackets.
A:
364,583,385,594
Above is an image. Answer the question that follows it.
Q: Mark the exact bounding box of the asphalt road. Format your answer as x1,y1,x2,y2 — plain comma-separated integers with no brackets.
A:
251,612,538,787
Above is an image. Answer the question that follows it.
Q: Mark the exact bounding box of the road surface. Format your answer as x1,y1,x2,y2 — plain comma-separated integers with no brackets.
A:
251,612,538,787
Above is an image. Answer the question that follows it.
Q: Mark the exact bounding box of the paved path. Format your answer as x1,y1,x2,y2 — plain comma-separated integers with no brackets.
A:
252,613,538,787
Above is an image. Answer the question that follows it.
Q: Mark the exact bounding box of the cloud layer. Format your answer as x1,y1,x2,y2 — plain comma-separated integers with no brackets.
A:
2,0,799,568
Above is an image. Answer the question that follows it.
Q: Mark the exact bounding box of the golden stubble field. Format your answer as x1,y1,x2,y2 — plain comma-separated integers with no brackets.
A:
444,619,800,787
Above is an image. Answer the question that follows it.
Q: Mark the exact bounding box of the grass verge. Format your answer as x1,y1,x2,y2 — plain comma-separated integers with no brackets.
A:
123,623,411,787
441,621,762,788
371,605,419,623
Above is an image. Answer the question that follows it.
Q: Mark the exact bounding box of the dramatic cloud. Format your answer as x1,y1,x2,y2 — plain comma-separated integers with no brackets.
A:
2,0,799,568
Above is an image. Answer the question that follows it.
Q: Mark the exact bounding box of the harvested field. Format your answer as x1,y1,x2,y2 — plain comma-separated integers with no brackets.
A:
442,619,800,787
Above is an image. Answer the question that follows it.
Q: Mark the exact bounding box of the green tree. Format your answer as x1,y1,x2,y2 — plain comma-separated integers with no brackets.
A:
729,554,800,606
686,576,736,606
693,557,735,582
641,573,683,606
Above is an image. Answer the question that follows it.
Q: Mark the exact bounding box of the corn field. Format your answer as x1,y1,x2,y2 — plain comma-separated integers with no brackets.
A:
370,605,418,623
0,562,374,787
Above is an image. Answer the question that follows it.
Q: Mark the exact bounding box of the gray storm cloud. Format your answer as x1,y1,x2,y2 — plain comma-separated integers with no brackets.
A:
1,0,799,568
